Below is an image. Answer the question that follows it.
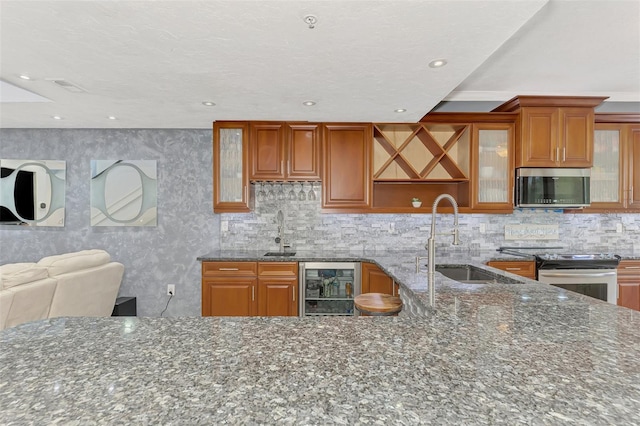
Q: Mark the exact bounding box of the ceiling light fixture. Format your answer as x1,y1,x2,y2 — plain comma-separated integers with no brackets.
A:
428,59,448,68
52,115,63,120
394,108,407,113
19,75,32,80
303,101,316,106
202,101,216,106
108,116,117,120
303,15,318,29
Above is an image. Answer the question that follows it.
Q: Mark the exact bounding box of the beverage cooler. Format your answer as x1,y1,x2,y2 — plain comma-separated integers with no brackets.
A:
299,262,361,316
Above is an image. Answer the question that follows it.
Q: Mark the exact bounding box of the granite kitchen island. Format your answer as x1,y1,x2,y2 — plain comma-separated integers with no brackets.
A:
1,251,639,425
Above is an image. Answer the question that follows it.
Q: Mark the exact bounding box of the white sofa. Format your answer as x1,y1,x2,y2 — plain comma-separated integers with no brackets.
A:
0,250,124,330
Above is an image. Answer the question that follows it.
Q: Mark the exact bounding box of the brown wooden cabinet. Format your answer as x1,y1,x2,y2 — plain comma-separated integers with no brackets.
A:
322,123,372,210
202,261,258,316
493,96,607,168
249,122,321,181
257,262,298,316
361,262,398,296
213,122,250,213
630,126,640,209
618,260,640,311
486,260,536,280
202,261,298,316
581,116,640,212
249,122,286,180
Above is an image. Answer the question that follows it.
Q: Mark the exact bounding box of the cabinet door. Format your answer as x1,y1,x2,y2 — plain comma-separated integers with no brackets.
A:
486,260,536,280
618,260,640,311
560,107,593,167
258,279,298,316
322,123,372,210
519,107,558,167
287,124,321,180
472,123,514,210
629,126,640,209
589,125,625,209
618,282,640,311
202,278,257,316
361,262,394,295
213,121,250,213
249,122,285,180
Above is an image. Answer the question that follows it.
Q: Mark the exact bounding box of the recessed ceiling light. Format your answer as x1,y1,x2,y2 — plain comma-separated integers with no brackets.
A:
19,75,32,80
394,108,407,113
428,59,447,68
303,101,316,106
52,115,63,120
202,101,216,106
107,116,117,120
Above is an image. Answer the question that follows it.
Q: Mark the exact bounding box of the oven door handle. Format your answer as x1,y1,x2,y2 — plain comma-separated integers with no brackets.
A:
538,271,616,278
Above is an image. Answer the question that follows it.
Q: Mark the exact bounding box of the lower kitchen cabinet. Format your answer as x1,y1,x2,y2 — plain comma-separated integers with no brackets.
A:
618,260,640,311
257,262,298,316
361,262,398,296
486,260,536,280
202,278,257,316
202,261,298,317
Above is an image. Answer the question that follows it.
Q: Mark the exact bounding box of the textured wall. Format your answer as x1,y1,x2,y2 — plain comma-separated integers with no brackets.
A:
0,129,218,317
2,129,639,318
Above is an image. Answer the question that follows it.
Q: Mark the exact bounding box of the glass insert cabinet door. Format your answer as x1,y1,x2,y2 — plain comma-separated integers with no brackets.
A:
591,126,623,207
299,262,361,316
214,121,250,213
474,124,513,208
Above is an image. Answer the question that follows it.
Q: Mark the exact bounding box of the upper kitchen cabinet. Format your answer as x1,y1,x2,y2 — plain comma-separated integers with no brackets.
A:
493,96,607,168
248,122,321,181
471,122,515,211
287,123,322,181
213,121,251,213
249,122,286,180
581,115,640,212
322,123,372,211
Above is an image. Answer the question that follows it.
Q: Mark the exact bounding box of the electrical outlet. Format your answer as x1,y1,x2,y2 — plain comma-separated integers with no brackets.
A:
479,223,486,233
616,223,623,233
167,284,175,296
221,220,229,232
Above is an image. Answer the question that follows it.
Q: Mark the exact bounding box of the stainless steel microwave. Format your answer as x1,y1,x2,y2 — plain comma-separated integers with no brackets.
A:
515,168,590,208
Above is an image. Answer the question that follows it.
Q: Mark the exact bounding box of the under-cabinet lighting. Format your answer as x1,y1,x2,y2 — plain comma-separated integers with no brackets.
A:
429,59,447,68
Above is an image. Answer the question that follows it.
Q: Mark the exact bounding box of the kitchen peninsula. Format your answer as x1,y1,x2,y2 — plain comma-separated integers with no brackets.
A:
1,251,639,424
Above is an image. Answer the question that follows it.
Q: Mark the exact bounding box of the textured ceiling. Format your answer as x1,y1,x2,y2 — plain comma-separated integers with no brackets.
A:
0,0,638,129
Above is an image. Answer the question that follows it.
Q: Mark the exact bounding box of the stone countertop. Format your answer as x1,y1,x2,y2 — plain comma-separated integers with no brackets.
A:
1,250,639,425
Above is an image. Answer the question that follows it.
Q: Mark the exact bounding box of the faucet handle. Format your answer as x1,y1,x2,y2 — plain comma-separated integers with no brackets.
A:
452,229,460,245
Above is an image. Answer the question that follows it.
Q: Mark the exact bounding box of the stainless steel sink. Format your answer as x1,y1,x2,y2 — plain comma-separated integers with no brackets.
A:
264,252,296,257
435,264,512,284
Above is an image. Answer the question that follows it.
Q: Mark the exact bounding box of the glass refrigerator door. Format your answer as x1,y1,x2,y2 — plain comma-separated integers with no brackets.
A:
302,263,358,316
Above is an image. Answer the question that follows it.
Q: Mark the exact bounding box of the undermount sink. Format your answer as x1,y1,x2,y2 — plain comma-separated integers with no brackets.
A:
435,264,509,284
263,252,296,257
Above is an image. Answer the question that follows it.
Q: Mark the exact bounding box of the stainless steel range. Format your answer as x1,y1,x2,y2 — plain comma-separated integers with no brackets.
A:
536,253,621,304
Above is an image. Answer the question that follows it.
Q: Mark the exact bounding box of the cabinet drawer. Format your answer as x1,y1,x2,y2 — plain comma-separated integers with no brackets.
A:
618,260,640,278
486,260,536,279
202,261,257,277
258,262,298,277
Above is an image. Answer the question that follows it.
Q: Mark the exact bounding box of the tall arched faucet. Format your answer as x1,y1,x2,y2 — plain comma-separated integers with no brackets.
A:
427,194,460,306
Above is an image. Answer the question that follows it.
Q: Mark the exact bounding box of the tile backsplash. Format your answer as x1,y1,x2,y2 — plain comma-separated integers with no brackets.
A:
221,185,639,260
